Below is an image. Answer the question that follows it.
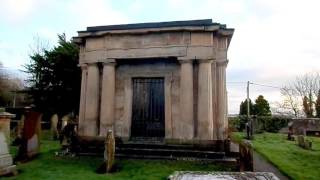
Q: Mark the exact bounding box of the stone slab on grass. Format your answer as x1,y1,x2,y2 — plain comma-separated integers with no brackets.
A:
168,171,279,180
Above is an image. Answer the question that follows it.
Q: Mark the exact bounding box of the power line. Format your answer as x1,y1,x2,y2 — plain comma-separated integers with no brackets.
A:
249,82,282,89
227,81,247,84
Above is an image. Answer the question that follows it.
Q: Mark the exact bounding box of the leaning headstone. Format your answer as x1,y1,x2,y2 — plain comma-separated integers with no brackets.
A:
0,112,17,176
17,111,42,160
50,114,59,140
104,130,115,173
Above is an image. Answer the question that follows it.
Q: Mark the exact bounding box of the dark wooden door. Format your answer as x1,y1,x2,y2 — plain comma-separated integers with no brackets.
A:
131,78,165,138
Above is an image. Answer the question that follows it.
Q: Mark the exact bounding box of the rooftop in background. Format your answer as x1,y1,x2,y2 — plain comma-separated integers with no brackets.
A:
79,19,228,33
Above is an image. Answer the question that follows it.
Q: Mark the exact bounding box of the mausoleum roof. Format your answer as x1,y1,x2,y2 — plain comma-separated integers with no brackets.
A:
80,19,225,32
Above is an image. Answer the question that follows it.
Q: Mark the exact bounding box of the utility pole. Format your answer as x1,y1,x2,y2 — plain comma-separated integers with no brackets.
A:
247,81,250,118
246,81,253,139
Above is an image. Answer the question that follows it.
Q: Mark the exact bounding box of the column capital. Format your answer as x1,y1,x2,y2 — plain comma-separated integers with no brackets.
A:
87,62,99,66
79,63,88,70
216,59,229,66
197,59,214,63
177,57,194,64
100,58,116,64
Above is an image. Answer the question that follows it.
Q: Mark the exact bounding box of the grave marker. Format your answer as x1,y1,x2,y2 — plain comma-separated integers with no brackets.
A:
0,112,17,176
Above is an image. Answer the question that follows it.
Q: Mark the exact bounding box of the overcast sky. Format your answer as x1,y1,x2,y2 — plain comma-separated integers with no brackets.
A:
1,0,320,114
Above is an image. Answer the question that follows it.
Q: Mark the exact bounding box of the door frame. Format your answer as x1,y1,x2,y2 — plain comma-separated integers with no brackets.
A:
122,73,173,140
130,77,165,139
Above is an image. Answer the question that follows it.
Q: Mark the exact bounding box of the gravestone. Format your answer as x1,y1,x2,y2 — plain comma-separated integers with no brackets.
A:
16,115,25,142
104,130,115,173
61,114,70,129
0,112,17,176
287,123,294,141
168,171,279,180
297,135,312,150
50,114,58,140
17,111,42,160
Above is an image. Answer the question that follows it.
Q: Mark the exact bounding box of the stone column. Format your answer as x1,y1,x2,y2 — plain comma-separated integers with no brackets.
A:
179,59,194,140
197,59,213,140
83,63,100,136
78,64,88,136
216,60,228,140
211,61,218,140
100,60,116,136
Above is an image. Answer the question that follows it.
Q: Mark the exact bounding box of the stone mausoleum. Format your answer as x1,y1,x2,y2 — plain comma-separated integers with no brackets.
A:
74,19,234,145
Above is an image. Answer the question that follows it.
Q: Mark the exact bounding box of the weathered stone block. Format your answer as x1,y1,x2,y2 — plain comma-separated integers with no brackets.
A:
86,37,105,51
190,32,212,46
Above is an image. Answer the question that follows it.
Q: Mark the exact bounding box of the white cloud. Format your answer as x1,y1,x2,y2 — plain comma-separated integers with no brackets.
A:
0,0,42,23
65,0,128,27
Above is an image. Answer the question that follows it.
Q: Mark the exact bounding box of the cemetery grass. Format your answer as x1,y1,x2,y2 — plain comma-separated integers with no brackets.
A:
231,132,320,180
5,131,232,180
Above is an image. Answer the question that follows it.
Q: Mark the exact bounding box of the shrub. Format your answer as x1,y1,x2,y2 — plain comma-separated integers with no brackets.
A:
229,115,291,133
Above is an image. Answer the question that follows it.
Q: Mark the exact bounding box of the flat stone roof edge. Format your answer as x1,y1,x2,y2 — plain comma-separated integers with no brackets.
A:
79,19,225,32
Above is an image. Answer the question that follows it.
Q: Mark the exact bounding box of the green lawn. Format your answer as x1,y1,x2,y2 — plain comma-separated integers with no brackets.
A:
4,131,232,180
232,132,320,180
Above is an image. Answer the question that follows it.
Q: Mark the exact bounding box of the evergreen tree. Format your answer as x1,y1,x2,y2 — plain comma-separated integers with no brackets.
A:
24,34,80,115
315,90,320,118
239,99,254,115
253,95,271,116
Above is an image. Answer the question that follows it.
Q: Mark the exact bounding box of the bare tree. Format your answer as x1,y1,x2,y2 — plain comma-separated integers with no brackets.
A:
281,72,320,117
279,87,301,117
28,34,51,55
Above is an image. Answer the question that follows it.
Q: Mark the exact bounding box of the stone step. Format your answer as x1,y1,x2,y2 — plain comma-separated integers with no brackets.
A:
116,147,225,159
117,143,224,151
116,153,238,164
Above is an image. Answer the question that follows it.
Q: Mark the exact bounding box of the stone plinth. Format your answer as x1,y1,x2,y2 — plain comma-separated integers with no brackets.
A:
0,112,15,143
168,171,279,180
0,112,17,176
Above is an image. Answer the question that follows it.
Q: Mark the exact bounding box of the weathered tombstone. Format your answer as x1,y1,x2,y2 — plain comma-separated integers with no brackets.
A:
17,111,42,160
16,115,25,141
297,135,312,150
104,130,115,173
287,123,294,141
239,140,253,171
0,112,17,176
61,114,70,129
50,114,58,140
246,120,253,140
304,139,312,150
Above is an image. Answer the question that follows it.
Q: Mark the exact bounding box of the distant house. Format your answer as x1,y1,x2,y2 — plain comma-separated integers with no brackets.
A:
73,19,234,147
